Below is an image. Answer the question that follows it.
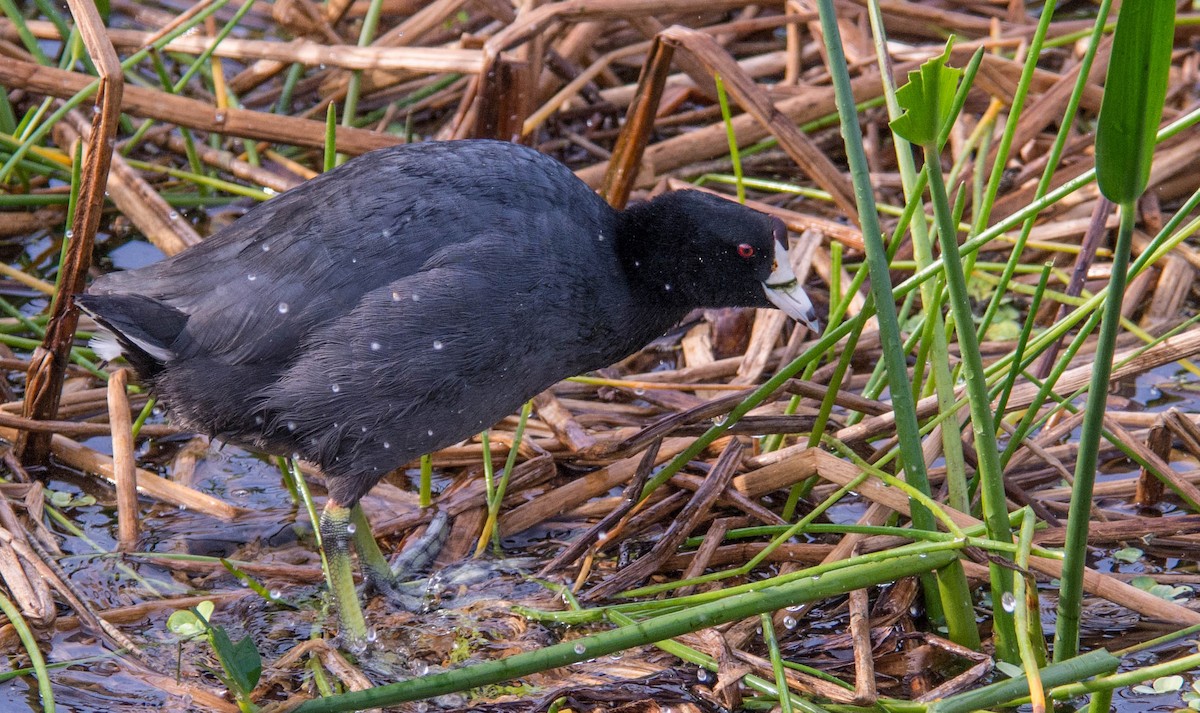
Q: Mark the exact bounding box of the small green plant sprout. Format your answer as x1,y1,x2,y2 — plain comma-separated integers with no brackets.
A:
166,600,215,640
165,599,262,713
888,40,961,148
166,601,216,689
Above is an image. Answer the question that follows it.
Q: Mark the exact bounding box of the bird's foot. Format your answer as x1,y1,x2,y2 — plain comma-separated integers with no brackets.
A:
358,510,451,611
364,574,432,612
390,510,450,579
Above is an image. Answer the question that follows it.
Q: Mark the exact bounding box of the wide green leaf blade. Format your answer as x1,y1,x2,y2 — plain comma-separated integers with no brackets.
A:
210,626,262,696
1095,0,1175,203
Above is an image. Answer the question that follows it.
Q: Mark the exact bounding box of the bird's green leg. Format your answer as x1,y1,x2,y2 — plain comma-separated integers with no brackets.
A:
350,504,448,610
318,502,369,647
349,503,394,586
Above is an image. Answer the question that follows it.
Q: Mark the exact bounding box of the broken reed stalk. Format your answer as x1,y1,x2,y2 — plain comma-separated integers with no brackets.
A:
107,368,138,551
19,0,122,463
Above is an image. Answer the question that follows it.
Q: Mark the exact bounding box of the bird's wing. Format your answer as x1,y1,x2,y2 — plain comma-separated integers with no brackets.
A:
89,158,504,365
252,250,549,474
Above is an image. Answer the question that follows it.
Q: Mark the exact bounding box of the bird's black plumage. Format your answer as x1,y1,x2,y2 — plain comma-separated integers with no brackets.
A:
80,139,814,507
77,139,820,643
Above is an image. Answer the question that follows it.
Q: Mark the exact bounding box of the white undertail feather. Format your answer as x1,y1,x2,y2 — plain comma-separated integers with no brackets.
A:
87,325,175,364
88,330,125,362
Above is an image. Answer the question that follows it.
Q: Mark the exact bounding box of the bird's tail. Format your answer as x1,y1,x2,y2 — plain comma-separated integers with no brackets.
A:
75,293,188,378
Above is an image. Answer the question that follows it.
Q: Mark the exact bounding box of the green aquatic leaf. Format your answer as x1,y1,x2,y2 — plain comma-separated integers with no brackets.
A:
166,600,214,639
1152,675,1184,693
210,626,262,697
1095,0,1176,203
1112,546,1144,563
890,40,961,146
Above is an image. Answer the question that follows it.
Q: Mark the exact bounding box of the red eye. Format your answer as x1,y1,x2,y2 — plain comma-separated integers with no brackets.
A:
737,244,755,259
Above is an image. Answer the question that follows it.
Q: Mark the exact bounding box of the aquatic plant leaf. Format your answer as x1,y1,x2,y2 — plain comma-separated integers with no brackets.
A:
166,600,214,639
210,626,262,696
890,41,960,146
1095,0,1175,203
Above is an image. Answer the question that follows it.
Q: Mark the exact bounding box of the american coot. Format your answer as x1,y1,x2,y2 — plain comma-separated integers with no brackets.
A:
77,139,820,645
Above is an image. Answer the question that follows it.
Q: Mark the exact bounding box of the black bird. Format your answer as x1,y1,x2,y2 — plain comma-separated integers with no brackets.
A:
77,139,820,645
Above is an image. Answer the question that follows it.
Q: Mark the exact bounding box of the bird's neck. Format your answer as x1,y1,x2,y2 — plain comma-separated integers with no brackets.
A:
615,208,695,312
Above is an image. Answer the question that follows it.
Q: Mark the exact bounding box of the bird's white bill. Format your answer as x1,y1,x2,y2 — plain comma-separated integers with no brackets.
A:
763,240,821,332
